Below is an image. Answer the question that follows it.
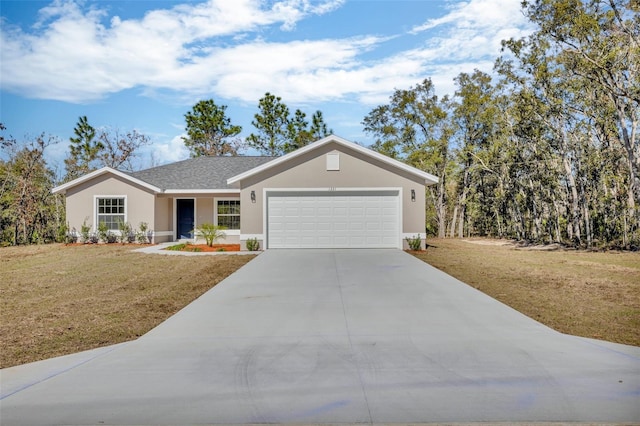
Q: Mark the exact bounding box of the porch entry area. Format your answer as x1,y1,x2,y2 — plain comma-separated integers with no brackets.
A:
176,199,194,239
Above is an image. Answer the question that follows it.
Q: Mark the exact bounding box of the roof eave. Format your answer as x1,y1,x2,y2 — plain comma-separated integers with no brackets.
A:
51,167,162,195
163,189,240,194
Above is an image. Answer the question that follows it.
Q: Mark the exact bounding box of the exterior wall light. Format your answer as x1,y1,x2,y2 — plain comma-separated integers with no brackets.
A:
411,189,416,202
250,190,256,203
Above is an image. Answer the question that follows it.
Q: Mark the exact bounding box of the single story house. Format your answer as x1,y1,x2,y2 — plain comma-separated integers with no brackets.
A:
53,135,438,250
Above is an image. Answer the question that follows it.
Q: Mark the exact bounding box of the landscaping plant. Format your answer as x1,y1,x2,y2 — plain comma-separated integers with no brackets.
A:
80,221,91,243
97,221,109,243
246,237,260,251
195,223,226,247
405,235,422,251
117,220,134,244
137,222,151,244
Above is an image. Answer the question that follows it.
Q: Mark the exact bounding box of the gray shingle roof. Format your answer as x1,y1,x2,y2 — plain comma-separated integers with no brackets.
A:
129,156,276,190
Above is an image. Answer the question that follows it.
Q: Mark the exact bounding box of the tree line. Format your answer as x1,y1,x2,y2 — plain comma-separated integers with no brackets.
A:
1,0,637,248
364,0,638,249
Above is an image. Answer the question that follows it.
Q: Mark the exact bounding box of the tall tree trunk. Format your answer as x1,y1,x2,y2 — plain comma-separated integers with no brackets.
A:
562,155,581,245
437,179,447,238
449,205,458,238
457,162,471,238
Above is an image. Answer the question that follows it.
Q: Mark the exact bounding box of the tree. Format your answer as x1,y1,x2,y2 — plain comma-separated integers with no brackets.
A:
0,126,62,245
97,128,151,171
449,70,502,238
182,99,242,157
247,93,291,156
285,109,310,153
64,116,102,181
310,110,332,140
522,0,639,206
248,93,333,155
494,0,639,248
363,79,452,237
64,117,152,178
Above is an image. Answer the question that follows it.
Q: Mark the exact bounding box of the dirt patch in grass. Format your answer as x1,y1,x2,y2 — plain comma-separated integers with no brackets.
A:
411,238,640,347
0,244,255,368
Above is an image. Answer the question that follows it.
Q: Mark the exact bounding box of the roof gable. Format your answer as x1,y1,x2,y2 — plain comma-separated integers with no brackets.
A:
227,135,439,186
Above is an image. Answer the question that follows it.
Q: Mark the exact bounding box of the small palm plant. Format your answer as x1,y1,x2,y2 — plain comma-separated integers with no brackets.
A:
195,223,226,247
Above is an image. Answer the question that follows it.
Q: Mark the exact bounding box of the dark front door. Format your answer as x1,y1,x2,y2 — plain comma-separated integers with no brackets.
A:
176,199,194,239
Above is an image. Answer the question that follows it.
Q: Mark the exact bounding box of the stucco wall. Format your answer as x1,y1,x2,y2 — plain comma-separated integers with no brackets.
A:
196,198,214,227
154,195,241,244
153,197,173,243
238,142,426,240
65,174,156,234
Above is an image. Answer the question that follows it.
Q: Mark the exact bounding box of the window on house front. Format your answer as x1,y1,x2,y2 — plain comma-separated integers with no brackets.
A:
217,199,240,230
97,197,125,230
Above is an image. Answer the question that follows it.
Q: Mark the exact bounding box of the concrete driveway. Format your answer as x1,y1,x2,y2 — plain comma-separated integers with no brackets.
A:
1,249,639,424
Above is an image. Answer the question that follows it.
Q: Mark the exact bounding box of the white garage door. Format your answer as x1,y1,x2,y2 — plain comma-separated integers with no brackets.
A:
267,191,400,248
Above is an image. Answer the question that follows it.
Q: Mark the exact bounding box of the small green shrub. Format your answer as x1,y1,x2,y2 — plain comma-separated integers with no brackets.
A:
137,222,150,244
165,243,202,252
80,221,91,243
246,237,260,251
97,222,109,243
216,248,226,252
194,223,226,247
117,220,134,244
405,235,422,251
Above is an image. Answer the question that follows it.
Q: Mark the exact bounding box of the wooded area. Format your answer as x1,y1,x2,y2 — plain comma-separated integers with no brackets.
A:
365,0,638,249
1,0,637,248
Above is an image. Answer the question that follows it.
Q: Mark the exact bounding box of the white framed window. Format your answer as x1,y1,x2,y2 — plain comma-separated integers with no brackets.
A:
96,197,126,231
216,199,240,230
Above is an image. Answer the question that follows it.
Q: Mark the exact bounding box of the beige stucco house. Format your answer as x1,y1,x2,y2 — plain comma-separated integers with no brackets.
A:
53,135,438,250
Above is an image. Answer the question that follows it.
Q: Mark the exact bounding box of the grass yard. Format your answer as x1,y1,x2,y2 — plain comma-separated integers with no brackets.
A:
412,238,640,347
0,244,255,368
2,240,638,369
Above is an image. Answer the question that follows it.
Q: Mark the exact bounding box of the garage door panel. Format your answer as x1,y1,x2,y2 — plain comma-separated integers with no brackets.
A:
268,192,399,249
382,222,397,231
350,223,365,231
300,222,316,231
333,222,348,231
300,207,316,216
317,222,331,231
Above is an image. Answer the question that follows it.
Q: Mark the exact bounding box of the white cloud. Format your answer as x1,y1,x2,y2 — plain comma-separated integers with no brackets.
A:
410,0,533,63
1,0,532,107
0,0,344,102
411,0,527,34
145,134,190,166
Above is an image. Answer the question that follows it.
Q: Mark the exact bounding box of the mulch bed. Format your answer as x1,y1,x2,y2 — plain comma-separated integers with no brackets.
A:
168,244,241,252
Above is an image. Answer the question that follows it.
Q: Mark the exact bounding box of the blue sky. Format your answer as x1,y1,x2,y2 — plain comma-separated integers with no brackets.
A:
1,0,532,171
